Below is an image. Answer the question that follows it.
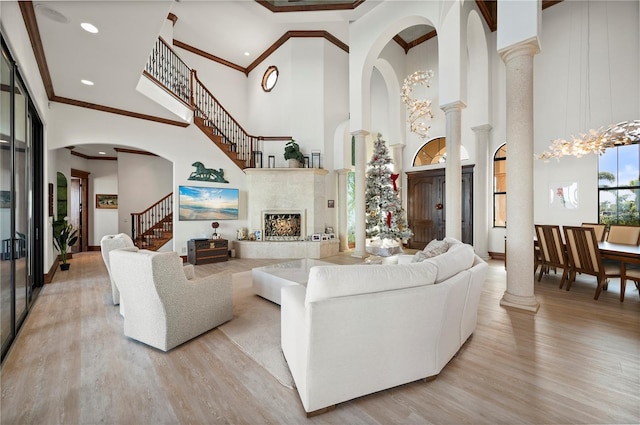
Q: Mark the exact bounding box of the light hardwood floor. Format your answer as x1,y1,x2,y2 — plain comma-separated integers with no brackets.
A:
1,252,639,424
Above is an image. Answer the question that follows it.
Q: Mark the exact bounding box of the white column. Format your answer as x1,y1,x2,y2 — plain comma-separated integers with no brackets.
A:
336,169,350,252
389,143,404,174
500,42,540,313
441,101,465,241
471,124,492,260
352,130,369,258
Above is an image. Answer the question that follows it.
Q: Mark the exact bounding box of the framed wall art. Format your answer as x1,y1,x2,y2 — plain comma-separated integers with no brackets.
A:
178,186,239,220
96,194,118,209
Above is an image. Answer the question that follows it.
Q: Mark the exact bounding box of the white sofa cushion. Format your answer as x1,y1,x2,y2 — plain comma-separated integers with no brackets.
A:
305,261,437,304
425,243,475,283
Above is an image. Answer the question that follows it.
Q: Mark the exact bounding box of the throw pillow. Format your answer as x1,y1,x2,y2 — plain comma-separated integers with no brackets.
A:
411,250,428,263
411,239,450,263
423,239,449,257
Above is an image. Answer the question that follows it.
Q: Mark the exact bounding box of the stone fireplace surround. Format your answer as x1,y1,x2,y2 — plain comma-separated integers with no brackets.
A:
234,168,339,259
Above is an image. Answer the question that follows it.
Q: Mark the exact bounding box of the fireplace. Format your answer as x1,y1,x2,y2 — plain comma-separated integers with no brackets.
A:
263,211,303,241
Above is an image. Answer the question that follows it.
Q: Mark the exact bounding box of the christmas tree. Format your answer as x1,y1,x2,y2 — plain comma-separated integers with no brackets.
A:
365,133,413,242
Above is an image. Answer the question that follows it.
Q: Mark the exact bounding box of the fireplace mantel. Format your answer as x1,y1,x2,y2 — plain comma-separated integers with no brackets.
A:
244,168,329,177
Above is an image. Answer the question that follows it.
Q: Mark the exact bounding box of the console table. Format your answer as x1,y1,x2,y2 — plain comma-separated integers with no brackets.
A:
187,239,228,265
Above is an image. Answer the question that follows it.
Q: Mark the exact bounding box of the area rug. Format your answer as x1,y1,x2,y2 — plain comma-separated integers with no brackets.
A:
218,271,295,389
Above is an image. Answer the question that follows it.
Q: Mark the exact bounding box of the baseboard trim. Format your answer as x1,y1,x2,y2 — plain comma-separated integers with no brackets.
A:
489,251,505,261
44,257,59,284
88,245,101,251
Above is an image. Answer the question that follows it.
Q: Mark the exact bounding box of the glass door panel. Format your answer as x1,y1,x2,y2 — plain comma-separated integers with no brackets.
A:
14,80,28,326
0,47,11,350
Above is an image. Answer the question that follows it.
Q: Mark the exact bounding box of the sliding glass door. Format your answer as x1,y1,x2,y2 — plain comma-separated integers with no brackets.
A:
1,37,43,362
13,77,29,329
1,42,11,355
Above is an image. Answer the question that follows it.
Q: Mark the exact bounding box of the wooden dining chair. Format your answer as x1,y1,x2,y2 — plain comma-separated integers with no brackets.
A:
581,223,606,242
534,224,568,286
619,265,640,302
606,224,640,245
563,226,621,300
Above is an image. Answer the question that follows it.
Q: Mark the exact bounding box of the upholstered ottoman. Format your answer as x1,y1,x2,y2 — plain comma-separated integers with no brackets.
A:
251,258,332,305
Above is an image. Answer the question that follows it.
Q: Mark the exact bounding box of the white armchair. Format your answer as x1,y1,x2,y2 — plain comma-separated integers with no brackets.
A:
100,234,195,315
100,233,135,305
109,249,232,351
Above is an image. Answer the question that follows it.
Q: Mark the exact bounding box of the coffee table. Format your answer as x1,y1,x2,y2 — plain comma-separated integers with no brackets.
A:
251,258,333,305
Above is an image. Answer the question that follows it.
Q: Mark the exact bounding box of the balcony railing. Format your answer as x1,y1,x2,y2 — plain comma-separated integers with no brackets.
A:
145,38,191,105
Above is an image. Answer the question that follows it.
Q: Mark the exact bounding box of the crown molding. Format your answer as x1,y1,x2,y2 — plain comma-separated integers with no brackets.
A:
255,0,364,13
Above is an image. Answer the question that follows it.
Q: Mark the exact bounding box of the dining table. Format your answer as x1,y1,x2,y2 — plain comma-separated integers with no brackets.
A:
529,238,640,268
597,241,640,265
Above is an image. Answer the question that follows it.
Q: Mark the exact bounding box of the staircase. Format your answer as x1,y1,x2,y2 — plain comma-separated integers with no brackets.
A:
131,193,173,251
135,39,294,251
142,37,291,169
193,116,246,169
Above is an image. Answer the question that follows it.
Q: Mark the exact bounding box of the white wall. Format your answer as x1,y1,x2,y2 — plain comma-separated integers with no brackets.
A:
89,160,119,246
117,153,172,236
533,1,639,229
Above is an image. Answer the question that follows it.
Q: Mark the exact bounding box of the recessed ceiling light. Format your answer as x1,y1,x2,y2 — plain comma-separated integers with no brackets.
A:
81,79,94,86
244,52,250,56
81,22,99,33
98,151,106,155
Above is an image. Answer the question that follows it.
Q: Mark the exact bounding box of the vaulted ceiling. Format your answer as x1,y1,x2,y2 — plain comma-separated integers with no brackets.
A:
14,0,563,158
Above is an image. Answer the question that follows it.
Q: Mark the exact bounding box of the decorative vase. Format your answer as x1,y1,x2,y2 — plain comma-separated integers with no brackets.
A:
60,263,70,271
288,159,300,168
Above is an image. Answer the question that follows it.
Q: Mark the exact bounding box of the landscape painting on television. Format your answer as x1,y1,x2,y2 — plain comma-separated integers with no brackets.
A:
179,186,239,220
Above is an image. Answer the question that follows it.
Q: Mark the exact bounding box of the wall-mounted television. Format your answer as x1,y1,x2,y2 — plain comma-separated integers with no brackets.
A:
178,186,239,220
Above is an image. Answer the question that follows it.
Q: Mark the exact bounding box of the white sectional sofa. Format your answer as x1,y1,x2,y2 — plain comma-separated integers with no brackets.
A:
281,238,488,415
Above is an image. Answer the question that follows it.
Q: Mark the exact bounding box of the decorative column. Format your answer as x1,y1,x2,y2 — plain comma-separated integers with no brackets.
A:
471,124,492,260
441,101,466,241
336,169,350,252
388,143,404,174
500,42,540,313
351,130,369,258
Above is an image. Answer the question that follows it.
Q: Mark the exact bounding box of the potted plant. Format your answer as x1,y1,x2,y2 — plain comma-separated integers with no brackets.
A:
284,139,304,168
53,217,78,270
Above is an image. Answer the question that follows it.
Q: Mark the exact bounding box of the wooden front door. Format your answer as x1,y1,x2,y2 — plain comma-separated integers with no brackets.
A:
407,165,474,249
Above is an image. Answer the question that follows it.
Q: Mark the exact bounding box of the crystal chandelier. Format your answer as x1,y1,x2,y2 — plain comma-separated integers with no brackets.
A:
537,120,640,160
401,70,434,138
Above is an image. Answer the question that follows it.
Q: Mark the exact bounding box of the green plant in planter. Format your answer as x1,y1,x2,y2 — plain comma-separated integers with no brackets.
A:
53,217,78,269
284,139,304,163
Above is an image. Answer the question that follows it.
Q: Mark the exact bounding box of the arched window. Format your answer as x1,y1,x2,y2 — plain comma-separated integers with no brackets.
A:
412,137,470,166
413,137,446,165
598,144,640,225
493,144,506,227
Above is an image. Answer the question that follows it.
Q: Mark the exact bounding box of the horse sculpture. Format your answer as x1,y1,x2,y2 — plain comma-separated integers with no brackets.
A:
188,162,229,183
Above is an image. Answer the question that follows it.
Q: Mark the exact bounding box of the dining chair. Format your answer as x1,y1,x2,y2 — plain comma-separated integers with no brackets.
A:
563,226,621,300
534,224,568,286
619,265,640,302
606,224,640,245
581,223,606,242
